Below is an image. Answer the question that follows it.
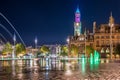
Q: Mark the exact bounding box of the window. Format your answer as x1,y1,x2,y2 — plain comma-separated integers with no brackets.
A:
106,48,109,53
117,36,120,39
101,40,104,44
96,36,99,39
96,41,99,47
106,40,109,44
82,37,84,40
90,43,93,46
112,36,114,39
101,48,104,53
101,36,104,39
79,37,84,41
106,36,110,39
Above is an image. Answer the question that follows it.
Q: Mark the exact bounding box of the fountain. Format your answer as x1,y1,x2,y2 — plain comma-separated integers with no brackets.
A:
0,24,13,38
94,50,100,62
90,53,93,64
0,12,26,47
0,33,7,42
89,50,100,71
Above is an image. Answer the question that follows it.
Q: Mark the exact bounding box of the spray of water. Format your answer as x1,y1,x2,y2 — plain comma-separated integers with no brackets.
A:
0,12,26,47
0,33,7,42
0,24,13,38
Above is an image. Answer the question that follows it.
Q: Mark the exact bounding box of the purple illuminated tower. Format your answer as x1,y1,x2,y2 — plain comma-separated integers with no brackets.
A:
74,6,81,36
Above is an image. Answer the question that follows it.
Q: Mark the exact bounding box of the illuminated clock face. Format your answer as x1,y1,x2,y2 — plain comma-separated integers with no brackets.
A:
76,23,79,26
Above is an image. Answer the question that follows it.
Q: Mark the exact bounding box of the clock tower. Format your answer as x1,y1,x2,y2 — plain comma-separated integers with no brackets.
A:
74,6,81,36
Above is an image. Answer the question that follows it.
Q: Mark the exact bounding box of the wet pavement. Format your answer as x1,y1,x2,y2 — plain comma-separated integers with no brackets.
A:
0,59,120,80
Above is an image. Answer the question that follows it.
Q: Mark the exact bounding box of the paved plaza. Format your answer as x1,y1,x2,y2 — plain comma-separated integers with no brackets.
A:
0,60,120,80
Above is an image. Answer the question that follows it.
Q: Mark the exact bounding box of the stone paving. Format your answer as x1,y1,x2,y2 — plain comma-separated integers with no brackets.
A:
0,61,120,80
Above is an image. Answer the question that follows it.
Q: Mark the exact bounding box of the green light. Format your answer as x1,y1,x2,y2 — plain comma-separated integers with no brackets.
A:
94,50,100,70
89,51,100,71
81,54,86,74
94,50,100,62
90,53,93,64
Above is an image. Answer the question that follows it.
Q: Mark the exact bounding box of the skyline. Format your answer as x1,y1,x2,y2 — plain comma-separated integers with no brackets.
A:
0,0,120,46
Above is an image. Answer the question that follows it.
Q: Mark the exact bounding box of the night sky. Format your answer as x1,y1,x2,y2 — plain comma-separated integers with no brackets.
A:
0,0,120,46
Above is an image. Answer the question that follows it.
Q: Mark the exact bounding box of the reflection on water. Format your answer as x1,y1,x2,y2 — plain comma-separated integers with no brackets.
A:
12,60,15,76
0,58,101,79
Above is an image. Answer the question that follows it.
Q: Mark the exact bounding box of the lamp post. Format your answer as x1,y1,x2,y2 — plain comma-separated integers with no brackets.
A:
35,37,38,49
109,23,114,59
66,37,70,57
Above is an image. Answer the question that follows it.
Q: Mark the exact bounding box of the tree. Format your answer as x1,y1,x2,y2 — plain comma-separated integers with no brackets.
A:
60,46,68,56
70,44,79,57
86,45,94,57
2,42,12,55
40,45,50,54
115,44,120,55
15,43,26,56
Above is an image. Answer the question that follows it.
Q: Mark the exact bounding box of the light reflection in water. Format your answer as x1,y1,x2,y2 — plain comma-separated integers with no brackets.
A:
12,60,16,76
90,53,94,71
34,59,37,66
17,60,22,65
81,55,86,75
45,71,49,80
3,61,9,66
18,73,23,79
106,59,109,63
65,62,72,76
30,59,33,67
65,69,72,76
0,56,103,80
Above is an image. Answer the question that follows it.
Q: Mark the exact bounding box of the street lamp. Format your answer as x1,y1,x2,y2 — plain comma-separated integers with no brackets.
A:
35,37,38,49
66,38,69,43
109,23,114,59
66,37,70,57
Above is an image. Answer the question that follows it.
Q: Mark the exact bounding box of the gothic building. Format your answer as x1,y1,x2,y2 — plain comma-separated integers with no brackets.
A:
69,7,120,57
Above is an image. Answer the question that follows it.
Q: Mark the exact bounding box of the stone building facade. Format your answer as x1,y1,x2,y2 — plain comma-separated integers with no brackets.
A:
69,7,120,57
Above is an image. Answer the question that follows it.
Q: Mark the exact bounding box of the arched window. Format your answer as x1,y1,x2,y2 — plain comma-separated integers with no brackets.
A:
106,48,109,53
101,48,104,53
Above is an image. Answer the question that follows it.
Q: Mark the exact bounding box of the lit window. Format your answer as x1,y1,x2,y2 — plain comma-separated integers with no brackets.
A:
106,48,109,53
79,38,81,41
76,23,79,26
82,38,84,40
101,48,104,53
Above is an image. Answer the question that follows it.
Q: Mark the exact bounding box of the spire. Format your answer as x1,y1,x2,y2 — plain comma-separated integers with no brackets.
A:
13,33,16,42
93,21,96,34
76,5,80,13
75,5,81,22
109,12,114,25
84,27,86,35
35,36,38,44
110,12,112,17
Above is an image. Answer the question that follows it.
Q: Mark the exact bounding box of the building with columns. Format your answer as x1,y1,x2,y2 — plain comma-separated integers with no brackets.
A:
69,6,120,57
